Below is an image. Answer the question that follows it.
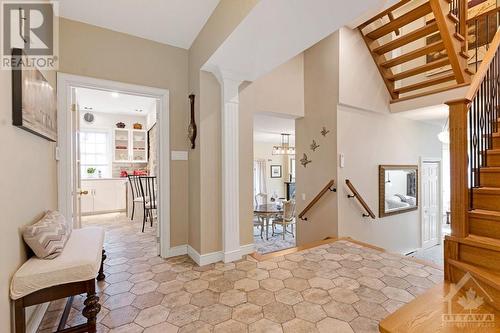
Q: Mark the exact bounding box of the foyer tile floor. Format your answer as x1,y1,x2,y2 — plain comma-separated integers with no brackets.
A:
38,213,443,333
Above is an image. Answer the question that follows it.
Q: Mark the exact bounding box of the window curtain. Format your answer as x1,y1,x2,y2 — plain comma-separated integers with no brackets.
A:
254,159,267,197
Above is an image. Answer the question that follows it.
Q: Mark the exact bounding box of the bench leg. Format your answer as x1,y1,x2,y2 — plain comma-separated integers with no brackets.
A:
97,249,106,281
82,280,100,333
14,299,25,333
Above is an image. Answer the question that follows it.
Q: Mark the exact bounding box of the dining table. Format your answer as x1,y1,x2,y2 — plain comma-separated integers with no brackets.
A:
254,204,283,240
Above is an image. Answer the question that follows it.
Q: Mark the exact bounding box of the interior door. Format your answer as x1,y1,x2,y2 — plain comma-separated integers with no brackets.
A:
422,162,440,249
71,87,84,228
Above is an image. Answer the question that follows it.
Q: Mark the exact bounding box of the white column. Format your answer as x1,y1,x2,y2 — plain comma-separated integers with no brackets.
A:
217,72,242,263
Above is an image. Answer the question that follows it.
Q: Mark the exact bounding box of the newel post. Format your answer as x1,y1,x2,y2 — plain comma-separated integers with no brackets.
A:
446,98,470,238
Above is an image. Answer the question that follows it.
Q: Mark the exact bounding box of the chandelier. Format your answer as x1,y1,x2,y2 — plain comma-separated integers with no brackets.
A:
272,133,295,155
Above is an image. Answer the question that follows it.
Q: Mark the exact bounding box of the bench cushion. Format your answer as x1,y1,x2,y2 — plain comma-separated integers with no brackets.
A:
10,227,105,300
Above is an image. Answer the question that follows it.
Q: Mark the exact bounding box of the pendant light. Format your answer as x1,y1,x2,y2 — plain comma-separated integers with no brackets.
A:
272,133,295,155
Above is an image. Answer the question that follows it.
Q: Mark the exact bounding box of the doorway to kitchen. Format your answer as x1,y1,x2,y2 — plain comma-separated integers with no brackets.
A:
57,74,171,257
253,114,297,254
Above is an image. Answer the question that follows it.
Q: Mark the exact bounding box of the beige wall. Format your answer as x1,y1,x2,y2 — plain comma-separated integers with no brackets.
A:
188,0,260,254
337,106,441,253
0,69,58,331
199,71,222,254
239,55,304,246
58,18,189,247
296,33,340,245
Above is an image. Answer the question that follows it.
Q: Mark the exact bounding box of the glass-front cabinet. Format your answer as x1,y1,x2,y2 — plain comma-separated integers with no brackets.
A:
113,128,148,163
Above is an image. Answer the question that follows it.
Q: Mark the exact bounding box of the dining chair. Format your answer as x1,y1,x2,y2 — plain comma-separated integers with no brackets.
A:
272,200,296,239
253,193,268,238
127,175,144,220
255,193,267,207
139,176,157,232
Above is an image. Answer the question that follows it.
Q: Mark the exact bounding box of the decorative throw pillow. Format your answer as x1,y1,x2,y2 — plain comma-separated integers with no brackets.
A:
22,211,70,259
394,194,408,202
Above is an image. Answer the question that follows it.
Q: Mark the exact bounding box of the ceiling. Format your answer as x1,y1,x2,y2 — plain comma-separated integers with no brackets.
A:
397,105,449,126
204,0,397,81
254,114,295,144
59,0,220,49
77,87,157,116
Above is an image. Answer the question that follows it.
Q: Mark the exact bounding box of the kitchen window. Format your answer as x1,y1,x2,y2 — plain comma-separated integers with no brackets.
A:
80,130,111,179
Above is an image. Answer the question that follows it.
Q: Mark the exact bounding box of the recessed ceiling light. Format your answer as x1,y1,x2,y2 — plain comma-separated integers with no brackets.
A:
111,92,119,98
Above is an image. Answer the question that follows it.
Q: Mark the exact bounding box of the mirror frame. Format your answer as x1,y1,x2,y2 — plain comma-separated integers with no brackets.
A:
379,165,418,218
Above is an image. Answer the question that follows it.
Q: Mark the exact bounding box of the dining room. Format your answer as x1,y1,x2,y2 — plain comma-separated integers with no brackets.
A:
253,114,297,254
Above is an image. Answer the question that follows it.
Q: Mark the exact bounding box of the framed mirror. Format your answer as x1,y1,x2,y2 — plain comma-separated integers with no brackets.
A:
379,165,418,217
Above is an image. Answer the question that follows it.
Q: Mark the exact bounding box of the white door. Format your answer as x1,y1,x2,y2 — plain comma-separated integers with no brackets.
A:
422,162,440,249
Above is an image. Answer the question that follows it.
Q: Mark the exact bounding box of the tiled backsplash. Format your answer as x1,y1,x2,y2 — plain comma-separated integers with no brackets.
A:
112,162,148,178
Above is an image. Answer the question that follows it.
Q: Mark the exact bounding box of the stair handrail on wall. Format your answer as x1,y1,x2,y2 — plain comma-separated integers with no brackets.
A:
298,180,336,221
445,27,500,239
345,180,376,219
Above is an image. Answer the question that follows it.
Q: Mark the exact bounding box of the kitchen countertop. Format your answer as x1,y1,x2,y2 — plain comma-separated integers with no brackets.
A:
81,178,128,181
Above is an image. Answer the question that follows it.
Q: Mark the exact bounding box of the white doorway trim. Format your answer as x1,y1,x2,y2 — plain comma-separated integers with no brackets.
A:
419,157,443,249
57,73,171,258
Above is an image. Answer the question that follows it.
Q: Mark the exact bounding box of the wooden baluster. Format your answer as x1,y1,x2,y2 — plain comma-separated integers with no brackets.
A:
460,0,468,55
446,99,470,238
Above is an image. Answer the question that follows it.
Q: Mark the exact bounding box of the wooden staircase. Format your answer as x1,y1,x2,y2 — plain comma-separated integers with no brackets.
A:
380,28,500,333
358,0,471,101
444,24,500,306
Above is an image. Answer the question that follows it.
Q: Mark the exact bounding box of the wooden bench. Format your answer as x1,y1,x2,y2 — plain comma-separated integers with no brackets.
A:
10,227,106,333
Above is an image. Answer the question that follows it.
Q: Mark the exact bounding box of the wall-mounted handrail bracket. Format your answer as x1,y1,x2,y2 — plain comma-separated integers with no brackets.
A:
345,179,376,219
298,179,336,222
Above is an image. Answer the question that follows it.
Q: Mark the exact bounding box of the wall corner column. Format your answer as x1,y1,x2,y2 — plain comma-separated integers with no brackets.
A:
215,69,243,263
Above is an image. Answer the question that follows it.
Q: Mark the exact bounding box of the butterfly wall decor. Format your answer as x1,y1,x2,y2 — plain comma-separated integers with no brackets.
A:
300,153,312,167
310,140,320,152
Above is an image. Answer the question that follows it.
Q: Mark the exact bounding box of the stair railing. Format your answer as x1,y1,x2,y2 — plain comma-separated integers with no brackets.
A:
466,7,500,73
298,180,336,221
345,180,376,219
446,27,500,238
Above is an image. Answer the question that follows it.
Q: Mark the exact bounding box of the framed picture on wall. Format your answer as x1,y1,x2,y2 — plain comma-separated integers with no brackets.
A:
11,48,57,142
270,165,282,178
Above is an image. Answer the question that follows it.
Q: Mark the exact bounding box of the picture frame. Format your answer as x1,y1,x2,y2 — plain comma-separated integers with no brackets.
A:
270,165,282,178
379,165,419,218
11,48,57,142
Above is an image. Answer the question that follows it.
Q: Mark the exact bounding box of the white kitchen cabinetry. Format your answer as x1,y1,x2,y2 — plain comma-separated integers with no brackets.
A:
81,179,127,215
113,128,148,163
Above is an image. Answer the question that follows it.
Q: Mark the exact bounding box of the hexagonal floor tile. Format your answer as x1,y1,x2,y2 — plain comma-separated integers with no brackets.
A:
232,303,263,324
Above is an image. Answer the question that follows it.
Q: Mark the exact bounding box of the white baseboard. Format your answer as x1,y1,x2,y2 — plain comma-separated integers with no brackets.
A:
27,303,49,333
187,243,255,266
240,243,255,256
187,245,223,266
166,244,188,257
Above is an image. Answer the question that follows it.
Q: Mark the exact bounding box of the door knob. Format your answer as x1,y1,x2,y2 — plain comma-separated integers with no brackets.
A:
79,190,89,195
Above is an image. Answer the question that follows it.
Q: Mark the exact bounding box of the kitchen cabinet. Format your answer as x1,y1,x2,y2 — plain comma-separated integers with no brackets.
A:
113,128,148,163
81,179,127,215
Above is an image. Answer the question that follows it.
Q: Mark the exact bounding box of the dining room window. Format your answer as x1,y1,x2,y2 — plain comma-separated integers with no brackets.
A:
254,159,267,196
80,130,111,179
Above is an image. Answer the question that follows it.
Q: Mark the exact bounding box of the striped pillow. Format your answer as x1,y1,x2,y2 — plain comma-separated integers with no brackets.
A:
23,211,70,259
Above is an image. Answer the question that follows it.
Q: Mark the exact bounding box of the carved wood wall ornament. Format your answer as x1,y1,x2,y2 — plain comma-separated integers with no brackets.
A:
188,94,197,149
